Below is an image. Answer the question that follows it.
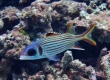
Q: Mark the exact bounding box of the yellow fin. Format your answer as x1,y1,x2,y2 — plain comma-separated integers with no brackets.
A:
82,24,97,46
66,22,76,34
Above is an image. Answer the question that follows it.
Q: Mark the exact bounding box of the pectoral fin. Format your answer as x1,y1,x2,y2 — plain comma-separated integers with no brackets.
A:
47,55,60,61
44,52,60,61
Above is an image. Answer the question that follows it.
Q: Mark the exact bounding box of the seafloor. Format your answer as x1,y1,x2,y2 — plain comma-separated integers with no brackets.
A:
0,0,110,80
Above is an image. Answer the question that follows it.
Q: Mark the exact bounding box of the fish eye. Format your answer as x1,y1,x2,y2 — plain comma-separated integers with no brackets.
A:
27,48,36,56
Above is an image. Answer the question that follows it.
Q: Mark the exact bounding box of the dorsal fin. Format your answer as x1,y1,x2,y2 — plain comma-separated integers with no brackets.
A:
66,22,76,34
46,32,60,36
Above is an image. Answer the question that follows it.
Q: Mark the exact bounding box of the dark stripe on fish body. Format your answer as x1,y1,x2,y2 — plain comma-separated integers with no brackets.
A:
45,43,70,52
42,38,73,51
45,43,73,55
41,36,74,52
38,46,43,56
36,33,78,55
42,38,73,47
40,34,74,47
41,33,74,44
43,41,74,55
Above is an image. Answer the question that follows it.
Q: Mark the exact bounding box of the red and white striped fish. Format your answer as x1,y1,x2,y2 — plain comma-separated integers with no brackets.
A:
19,23,96,60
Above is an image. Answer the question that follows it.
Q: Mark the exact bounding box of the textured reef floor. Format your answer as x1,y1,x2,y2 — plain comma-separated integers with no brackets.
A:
0,0,110,80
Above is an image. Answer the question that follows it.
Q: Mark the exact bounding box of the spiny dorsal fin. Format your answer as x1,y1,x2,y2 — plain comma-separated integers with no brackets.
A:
46,32,61,37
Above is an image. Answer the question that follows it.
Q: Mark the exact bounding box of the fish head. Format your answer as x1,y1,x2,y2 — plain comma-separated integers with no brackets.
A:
19,41,44,60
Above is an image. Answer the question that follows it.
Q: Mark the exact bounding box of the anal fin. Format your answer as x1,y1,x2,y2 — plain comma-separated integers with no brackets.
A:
71,46,85,50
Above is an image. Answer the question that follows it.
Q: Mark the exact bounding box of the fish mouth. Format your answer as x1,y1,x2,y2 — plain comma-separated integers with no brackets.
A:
19,56,27,60
19,56,36,60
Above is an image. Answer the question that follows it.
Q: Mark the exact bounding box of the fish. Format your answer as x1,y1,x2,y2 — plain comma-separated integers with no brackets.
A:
19,23,96,60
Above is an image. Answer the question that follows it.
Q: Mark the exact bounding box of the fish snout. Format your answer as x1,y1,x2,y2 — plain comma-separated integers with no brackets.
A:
19,55,36,60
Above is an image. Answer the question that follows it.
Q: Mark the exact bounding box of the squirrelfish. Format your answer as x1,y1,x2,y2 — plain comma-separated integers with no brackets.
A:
19,23,96,60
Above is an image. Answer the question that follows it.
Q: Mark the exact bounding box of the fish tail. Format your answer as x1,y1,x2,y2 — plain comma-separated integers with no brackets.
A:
81,24,96,46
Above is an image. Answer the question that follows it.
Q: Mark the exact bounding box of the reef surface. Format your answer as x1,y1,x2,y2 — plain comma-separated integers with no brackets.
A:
0,0,110,80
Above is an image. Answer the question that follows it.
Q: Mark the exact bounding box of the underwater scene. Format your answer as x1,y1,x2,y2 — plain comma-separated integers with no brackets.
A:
0,0,110,80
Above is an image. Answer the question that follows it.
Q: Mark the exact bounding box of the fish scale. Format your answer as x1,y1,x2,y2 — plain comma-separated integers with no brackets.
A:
43,39,73,49
35,35,74,56
42,38,73,48
41,35,75,54
41,33,74,44
44,42,73,55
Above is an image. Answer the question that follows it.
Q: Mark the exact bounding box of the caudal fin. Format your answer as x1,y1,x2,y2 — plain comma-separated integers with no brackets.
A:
82,24,96,46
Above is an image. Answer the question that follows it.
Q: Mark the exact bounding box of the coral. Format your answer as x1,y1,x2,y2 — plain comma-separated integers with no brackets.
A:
97,47,108,70
0,6,21,21
0,0,109,43
5,0,87,40
36,0,51,3
96,48,110,80
0,29,30,59
21,51,96,80
69,60,96,80
61,50,73,72
0,19,4,29
106,0,110,9
0,0,110,80
71,10,110,43
0,58,11,80
8,48,110,80
24,51,73,80
0,0,34,7
34,51,97,80
46,74,55,80
28,71,45,80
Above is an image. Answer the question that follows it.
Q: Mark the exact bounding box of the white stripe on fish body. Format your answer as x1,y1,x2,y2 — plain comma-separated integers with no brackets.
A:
44,42,74,55
42,38,73,50
37,33,81,56
42,38,73,48
41,33,75,44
